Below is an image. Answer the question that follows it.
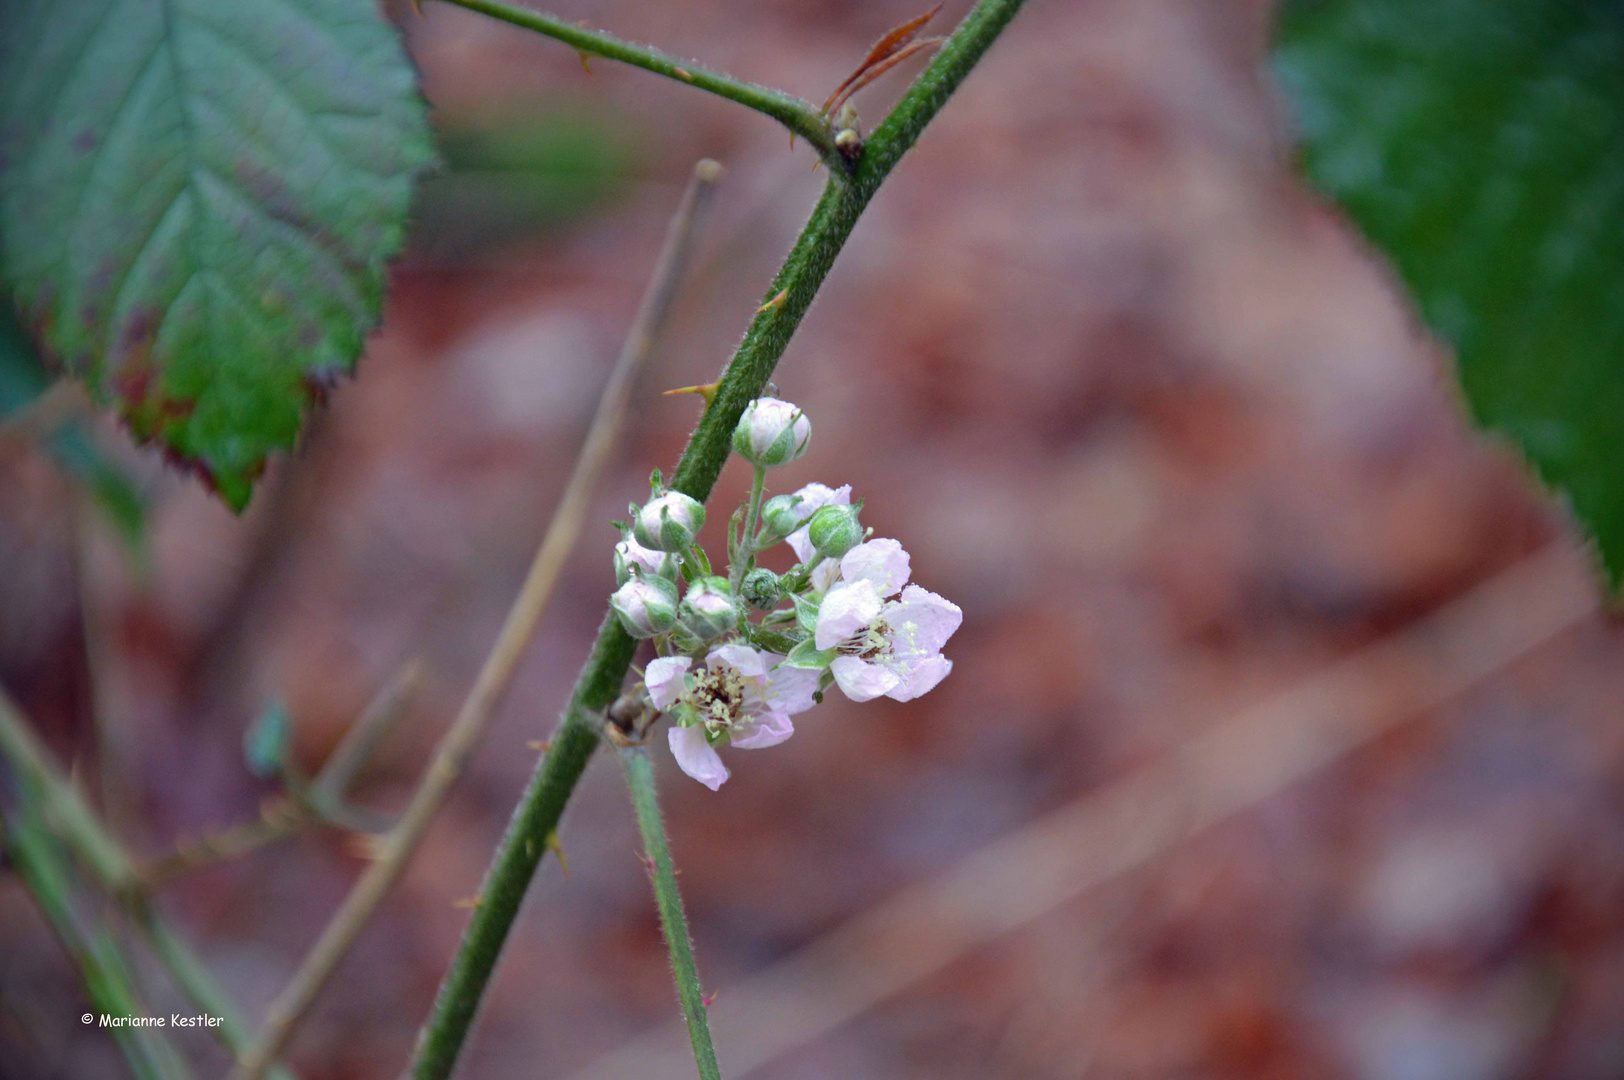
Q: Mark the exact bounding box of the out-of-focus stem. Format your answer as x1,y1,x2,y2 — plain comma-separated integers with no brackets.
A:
230,159,724,1080
139,661,424,887
3,815,193,1080
308,660,425,809
0,686,286,1078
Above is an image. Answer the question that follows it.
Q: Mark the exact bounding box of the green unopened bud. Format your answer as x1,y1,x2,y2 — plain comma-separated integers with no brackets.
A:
807,503,863,559
678,577,738,641
761,494,814,538
732,397,811,469
610,573,679,638
632,491,706,552
740,567,784,611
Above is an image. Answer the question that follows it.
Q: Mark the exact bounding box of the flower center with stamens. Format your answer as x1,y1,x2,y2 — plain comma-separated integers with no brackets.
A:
838,618,891,661
685,666,748,732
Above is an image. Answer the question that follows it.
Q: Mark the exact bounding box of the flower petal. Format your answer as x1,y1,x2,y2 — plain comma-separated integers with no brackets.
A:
830,656,902,703
785,483,852,563
764,664,822,715
883,585,963,658
840,538,911,597
668,726,730,790
708,642,770,679
730,710,794,749
618,536,668,573
888,654,952,702
645,656,693,711
810,558,841,594
815,580,883,650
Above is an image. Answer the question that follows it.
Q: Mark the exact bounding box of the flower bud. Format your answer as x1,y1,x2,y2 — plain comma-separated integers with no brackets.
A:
732,397,811,469
610,574,679,638
679,577,739,641
807,503,864,559
740,567,784,611
761,494,814,539
632,491,706,552
614,535,677,586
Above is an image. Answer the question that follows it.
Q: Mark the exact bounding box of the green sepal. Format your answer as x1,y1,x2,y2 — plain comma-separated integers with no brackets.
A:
746,627,803,655
792,594,821,634
783,639,836,670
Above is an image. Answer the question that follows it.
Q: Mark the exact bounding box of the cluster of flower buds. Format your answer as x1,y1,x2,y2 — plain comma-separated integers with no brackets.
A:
610,397,961,790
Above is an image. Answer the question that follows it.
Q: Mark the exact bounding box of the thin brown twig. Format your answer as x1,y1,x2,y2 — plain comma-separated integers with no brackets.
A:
139,798,307,888
228,158,725,1080
308,659,426,811
562,544,1598,1080
138,661,426,887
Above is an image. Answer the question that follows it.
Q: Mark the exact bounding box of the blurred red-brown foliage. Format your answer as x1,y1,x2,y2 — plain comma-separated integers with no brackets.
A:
4,1,1624,1078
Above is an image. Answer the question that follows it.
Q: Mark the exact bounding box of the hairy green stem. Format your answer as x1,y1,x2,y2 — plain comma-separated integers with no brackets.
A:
732,465,768,591
407,3,1027,1076
408,617,633,1080
621,747,721,1080
436,0,840,164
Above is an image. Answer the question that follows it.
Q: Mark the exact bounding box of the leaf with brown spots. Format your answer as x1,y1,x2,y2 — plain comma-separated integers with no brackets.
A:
0,0,433,509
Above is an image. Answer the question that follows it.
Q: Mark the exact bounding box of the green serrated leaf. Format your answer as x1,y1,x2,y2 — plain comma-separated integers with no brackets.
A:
1275,0,1624,588
0,0,433,510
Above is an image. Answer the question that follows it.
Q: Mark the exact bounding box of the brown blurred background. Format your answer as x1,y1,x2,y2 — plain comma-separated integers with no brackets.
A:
5,0,1624,1077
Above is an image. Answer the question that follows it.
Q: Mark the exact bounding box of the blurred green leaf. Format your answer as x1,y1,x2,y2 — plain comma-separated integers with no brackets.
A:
46,424,149,552
0,0,433,510
2,294,148,549
243,702,291,780
0,298,50,420
1276,0,1624,588
408,108,637,262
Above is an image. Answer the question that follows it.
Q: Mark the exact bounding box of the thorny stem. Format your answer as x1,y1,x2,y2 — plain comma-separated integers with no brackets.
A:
436,0,842,165
621,747,722,1080
406,3,1028,1077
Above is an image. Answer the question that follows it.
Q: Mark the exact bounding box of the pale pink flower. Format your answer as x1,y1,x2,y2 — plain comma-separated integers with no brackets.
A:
814,539,960,703
667,726,729,791
647,644,820,788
